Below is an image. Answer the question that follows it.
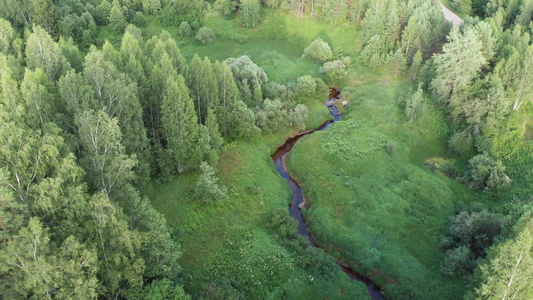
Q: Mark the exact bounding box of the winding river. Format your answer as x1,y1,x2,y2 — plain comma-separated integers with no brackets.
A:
271,105,385,300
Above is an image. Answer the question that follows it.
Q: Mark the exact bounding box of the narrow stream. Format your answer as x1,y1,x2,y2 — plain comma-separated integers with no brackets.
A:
271,105,385,300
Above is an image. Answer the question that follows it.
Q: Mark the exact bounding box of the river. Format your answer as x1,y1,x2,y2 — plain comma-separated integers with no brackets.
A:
271,104,385,300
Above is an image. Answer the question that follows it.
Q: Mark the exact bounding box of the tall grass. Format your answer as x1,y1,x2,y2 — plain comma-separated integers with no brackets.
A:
288,80,485,299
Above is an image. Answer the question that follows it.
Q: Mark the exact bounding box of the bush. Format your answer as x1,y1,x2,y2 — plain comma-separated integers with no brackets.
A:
386,141,396,156
295,75,317,97
194,162,228,202
462,154,511,193
263,82,287,100
255,99,288,133
196,27,216,44
132,12,146,27
448,131,474,155
302,38,333,63
179,21,193,38
440,209,503,277
289,104,309,131
319,60,347,81
424,157,455,177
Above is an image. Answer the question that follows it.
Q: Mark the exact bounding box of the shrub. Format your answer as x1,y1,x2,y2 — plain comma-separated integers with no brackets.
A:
462,154,511,192
440,209,503,277
314,78,329,95
289,104,309,131
319,59,347,81
424,157,455,177
132,12,146,27
295,75,317,97
448,131,474,155
179,21,193,38
302,38,333,63
386,141,396,156
255,99,288,133
194,162,228,202
196,27,216,44
263,82,287,100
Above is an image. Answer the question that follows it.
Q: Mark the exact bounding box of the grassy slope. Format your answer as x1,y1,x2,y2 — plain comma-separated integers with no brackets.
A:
143,130,368,297
145,10,357,83
142,10,368,298
287,79,487,299
140,8,499,299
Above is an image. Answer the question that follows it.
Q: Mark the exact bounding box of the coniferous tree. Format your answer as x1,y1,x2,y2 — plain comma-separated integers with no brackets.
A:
213,60,238,134
31,0,58,36
109,1,127,32
240,0,261,28
160,75,199,174
206,108,224,155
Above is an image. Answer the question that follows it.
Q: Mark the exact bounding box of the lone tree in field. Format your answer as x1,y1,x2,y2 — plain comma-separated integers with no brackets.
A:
194,162,228,202
302,38,333,63
196,27,216,44
179,22,193,37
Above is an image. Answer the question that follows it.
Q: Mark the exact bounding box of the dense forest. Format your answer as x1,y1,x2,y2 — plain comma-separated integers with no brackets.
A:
0,0,532,299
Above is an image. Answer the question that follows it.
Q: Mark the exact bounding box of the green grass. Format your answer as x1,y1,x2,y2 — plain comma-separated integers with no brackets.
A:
142,111,368,297
139,8,492,299
287,79,487,299
142,9,361,84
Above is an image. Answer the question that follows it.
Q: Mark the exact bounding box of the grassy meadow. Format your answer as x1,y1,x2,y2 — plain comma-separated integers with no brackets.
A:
143,122,369,298
140,8,497,299
287,79,491,298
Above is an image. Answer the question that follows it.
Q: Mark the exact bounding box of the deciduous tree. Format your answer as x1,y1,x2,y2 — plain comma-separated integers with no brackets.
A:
240,0,261,28
432,27,486,100
78,109,137,199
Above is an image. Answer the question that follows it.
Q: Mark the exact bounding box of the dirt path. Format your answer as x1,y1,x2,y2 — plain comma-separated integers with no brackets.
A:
440,4,463,26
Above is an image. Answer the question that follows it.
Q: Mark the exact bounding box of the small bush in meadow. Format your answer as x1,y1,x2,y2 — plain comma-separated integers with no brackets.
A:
196,27,216,44
302,38,333,63
319,59,347,81
179,21,193,38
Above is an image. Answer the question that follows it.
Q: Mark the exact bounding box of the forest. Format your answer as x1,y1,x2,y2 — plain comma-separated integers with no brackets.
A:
0,0,532,299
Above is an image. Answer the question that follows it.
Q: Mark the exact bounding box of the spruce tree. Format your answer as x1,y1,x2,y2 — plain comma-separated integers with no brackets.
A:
160,75,199,173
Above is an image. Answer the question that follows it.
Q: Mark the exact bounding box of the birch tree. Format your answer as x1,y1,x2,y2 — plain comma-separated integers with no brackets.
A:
78,109,137,199
474,215,533,299
432,27,486,100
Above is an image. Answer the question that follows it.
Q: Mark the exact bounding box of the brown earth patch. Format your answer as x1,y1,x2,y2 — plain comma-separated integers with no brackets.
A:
218,151,243,176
